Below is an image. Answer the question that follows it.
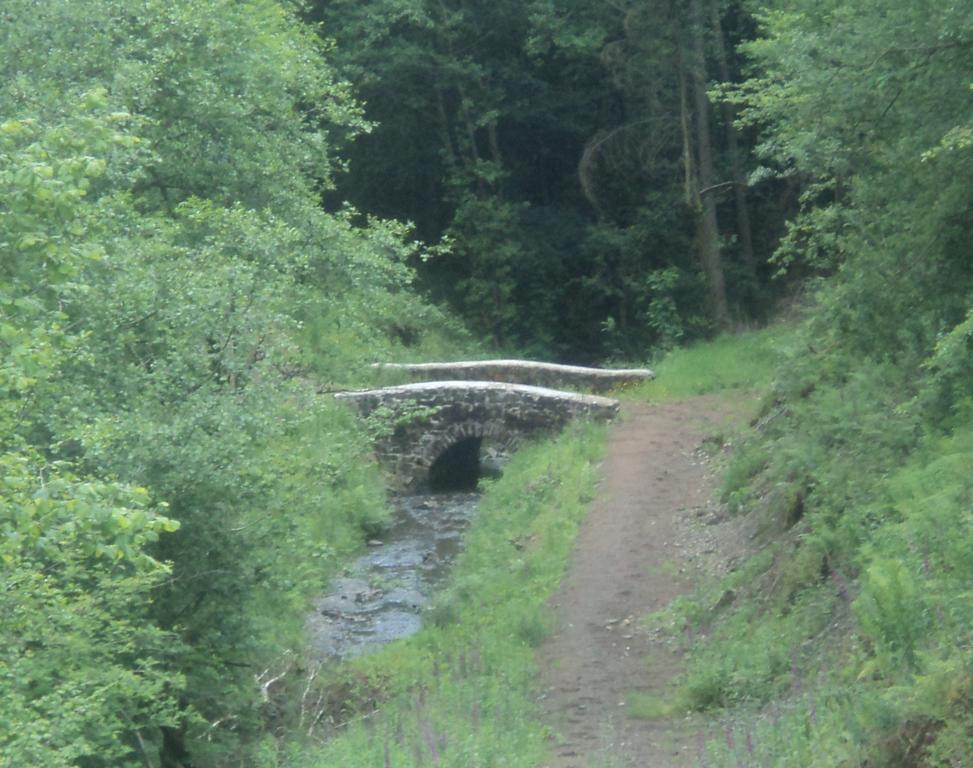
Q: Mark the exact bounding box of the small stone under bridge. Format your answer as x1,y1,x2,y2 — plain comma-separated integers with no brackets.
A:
335,380,620,492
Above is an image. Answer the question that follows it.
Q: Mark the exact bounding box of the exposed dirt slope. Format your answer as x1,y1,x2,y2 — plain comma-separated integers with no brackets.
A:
537,396,744,767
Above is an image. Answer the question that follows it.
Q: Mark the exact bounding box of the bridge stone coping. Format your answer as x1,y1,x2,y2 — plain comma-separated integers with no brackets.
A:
371,360,654,393
335,381,619,491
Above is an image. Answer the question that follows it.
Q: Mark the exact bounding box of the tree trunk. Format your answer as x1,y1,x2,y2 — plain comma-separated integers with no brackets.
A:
457,91,488,195
709,0,756,280
688,0,730,327
435,87,459,170
677,45,695,208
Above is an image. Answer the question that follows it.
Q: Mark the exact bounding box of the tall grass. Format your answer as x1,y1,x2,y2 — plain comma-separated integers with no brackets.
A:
630,326,792,402
684,423,973,766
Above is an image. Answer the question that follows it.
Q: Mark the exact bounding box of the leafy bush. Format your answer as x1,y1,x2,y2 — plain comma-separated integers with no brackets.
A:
0,2,466,764
0,450,182,768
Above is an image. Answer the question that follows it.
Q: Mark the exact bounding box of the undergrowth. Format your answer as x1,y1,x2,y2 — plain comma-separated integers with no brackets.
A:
681,422,973,767
282,422,606,767
643,323,973,766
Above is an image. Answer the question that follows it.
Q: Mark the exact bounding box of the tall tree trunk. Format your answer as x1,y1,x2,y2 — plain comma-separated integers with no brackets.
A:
676,44,695,208
688,0,730,327
435,87,459,170
457,90,488,195
487,121,503,170
710,0,756,280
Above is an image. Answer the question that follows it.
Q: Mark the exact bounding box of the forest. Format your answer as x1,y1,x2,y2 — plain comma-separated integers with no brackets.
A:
2,0,972,766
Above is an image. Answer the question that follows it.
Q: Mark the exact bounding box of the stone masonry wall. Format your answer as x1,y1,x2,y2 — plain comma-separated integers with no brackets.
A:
336,381,619,491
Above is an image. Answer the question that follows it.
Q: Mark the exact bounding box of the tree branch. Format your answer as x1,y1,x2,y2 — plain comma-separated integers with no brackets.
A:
699,180,743,197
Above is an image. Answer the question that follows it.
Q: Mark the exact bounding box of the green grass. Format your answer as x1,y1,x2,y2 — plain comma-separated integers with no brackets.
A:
680,423,973,767
626,682,689,721
631,317,973,766
629,326,792,402
282,422,606,768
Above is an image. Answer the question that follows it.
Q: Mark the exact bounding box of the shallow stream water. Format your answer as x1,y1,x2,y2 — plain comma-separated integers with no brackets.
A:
306,493,479,658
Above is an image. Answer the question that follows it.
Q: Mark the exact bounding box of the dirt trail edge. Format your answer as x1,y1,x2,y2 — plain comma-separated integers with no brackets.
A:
537,396,739,768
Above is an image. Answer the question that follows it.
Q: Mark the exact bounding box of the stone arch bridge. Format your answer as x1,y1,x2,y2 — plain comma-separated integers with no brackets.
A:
335,380,622,492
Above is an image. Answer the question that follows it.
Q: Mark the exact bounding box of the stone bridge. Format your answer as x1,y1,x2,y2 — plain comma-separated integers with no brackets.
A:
335,381,619,492
372,360,654,393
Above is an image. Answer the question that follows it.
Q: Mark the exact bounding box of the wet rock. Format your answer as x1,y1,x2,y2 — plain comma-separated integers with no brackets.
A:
480,451,509,479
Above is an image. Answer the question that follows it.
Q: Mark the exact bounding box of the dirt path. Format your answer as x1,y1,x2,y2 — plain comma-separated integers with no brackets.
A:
537,396,742,768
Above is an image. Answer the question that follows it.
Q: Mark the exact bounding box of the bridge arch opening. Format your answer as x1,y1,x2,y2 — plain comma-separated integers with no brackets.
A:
428,436,482,492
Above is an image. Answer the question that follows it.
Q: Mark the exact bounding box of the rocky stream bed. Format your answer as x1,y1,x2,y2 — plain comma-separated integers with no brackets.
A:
306,492,480,658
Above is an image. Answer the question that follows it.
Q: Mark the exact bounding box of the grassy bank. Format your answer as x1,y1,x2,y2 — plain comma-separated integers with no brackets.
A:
630,326,791,403
630,322,973,766
283,422,606,767
676,421,973,767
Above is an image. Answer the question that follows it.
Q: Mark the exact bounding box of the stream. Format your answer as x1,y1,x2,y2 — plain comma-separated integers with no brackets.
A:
306,492,480,658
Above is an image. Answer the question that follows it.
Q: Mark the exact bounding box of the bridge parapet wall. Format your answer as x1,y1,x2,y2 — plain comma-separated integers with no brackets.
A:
336,381,618,491
372,360,653,393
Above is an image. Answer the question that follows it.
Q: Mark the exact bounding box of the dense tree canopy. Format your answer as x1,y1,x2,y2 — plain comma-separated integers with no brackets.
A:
312,0,792,360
